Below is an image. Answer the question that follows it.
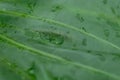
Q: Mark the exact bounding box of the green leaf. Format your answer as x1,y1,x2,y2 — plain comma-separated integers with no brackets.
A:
0,0,120,80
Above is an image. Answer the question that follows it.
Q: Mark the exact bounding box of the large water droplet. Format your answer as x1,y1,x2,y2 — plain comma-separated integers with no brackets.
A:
39,31,64,45
25,29,64,46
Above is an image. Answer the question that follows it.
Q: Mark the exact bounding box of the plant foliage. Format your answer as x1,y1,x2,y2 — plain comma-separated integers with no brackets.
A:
0,0,120,80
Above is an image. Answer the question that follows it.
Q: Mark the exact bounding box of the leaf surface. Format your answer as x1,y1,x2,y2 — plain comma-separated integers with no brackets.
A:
0,0,120,80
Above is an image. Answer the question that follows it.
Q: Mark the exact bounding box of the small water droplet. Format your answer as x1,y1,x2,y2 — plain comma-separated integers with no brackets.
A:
87,50,92,53
102,0,107,4
3,30,7,33
50,26,57,30
96,16,101,20
116,15,120,19
110,7,116,14
66,31,70,34
64,56,72,61
27,62,36,80
81,27,87,32
76,13,84,22
73,44,76,47
71,47,78,50
106,20,119,27
14,31,17,33
17,46,25,51
112,54,120,61
96,54,106,61
27,1,37,13
51,5,63,12
61,76,73,80
82,38,87,46
104,29,110,37
116,31,120,37
71,44,78,50
21,14,27,18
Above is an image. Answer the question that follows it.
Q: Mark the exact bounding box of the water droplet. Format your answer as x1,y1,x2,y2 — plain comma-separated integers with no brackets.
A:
71,48,78,50
96,54,106,61
64,56,72,61
27,1,37,13
87,50,92,53
71,44,78,50
73,44,77,47
61,76,73,80
81,27,87,32
14,31,17,33
112,54,120,61
51,5,63,12
82,38,87,46
21,14,27,18
96,16,102,20
66,31,70,34
39,31,64,45
116,15,120,19
76,13,84,22
27,62,36,80
17,46,25,51
116,31,120,37
102,0,107,4
0,39,4,42
50,26,57,30
10,63,18,69
104,29,110,37
24,29,36,38
3,30,7,33
106,20,119,28
0,22,7,28
110,7,116,14
25,29,64,45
